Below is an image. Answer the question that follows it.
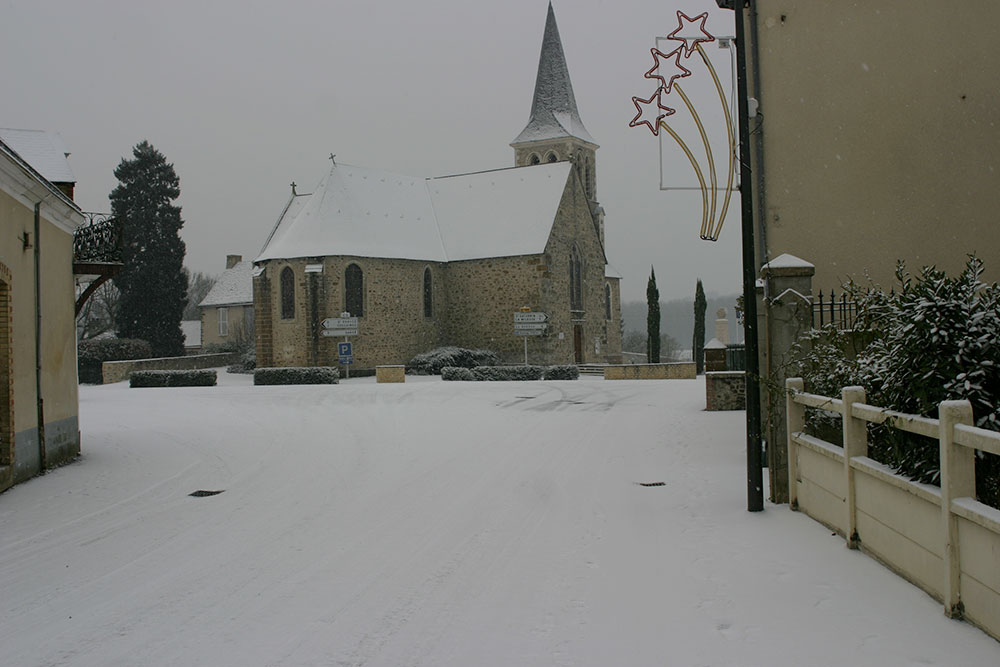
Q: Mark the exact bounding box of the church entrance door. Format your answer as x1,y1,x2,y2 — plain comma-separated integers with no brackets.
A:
573,325,583,363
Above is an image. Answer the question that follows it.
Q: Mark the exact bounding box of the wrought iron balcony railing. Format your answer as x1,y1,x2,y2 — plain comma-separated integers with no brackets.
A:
74,213,122,264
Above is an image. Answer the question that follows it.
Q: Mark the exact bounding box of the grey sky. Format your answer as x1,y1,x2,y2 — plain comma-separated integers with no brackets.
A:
1,0,740,303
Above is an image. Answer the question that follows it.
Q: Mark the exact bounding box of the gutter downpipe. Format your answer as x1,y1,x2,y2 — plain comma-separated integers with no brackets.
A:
719,0,764,511
34,202,46,472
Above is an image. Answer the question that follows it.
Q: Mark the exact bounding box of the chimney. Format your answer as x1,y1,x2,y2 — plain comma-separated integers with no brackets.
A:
226,254,242,269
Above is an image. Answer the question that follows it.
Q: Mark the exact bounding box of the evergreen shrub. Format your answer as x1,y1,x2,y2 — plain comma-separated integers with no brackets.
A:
227,351,257,374
441,366,476,381
471,365,545,381
254,367,339,385
407,346,501,375
543,365,580,380
130,369,216,388
78,338,153,384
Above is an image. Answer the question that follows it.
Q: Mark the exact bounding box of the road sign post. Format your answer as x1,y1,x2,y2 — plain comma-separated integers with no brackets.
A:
513,310,547,365
323,313,359,379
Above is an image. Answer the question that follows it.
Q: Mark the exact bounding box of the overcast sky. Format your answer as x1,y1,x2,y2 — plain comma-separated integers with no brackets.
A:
2,0,741,303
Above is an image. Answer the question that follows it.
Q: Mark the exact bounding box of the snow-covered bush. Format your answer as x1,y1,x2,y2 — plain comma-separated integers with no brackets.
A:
227,350,256,374
407,346,501,375
471,365,545,381
78,338,153,384
543,365,580,380
254,367,339,385
441,366,476,381
792,257,1000,507
130,369,216,388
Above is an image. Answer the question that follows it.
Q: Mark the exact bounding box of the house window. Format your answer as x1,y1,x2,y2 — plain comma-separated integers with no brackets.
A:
423,267,433,318
345,263,364,317
569,245,583,311
218,307,229,337
605,284,612,320
280,267,295,319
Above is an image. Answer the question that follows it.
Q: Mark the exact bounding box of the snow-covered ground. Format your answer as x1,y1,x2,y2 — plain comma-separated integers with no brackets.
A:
1,373,997,666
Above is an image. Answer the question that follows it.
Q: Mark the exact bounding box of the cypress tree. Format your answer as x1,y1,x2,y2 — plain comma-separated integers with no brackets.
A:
647,267,660,363
111,141,188,357
694,279,707,373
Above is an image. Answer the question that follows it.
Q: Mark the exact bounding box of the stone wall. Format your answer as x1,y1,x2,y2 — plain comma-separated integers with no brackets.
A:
604,363,696,380
102,353,238,384
706,371,746,411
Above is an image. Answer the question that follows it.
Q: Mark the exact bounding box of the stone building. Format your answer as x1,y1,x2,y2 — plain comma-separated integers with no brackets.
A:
199,254,253,350
253,4,622,369
0,132,84,492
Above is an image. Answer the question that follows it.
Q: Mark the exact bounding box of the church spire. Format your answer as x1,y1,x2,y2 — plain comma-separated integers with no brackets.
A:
511,2,596,148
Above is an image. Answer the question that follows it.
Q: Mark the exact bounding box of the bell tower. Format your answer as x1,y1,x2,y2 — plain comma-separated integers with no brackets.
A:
512,3,599,203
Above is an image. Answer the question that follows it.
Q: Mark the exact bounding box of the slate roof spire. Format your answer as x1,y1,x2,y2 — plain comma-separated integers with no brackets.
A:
512,3,597,147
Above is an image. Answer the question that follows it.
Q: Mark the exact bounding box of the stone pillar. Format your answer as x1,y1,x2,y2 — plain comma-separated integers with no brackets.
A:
760,254,815,504
254,269,273,368
714,308,729,345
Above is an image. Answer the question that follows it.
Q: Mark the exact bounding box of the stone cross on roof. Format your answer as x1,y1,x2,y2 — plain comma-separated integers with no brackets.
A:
511,3,596,147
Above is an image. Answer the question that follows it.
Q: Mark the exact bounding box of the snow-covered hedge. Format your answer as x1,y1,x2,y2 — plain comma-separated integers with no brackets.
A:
407,346,501,375
130,369,217,388
227,351,256,375
78,338,153,384
441,366,476,381
542,365,580,380
254,367,339,385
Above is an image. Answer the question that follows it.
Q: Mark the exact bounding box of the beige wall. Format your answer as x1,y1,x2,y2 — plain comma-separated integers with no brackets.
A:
200,303,252,348
0,184,81,491
749,1,1000,291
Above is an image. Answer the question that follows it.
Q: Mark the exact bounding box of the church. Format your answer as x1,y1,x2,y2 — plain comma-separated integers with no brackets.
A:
252,4,622,369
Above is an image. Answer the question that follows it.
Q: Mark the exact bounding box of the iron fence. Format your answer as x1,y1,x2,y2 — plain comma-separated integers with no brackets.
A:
811,289,857,330
74,213,122,263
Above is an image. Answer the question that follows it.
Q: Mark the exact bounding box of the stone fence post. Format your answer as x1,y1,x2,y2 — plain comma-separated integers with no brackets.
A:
760,254,814,504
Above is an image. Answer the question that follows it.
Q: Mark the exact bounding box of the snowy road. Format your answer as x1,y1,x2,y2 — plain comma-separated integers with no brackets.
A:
1,374,997,666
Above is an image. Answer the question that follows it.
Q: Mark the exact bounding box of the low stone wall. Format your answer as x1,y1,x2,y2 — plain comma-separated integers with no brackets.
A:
376,365,405,383
706,371,746,411
102,353,238,384
604,362,696,380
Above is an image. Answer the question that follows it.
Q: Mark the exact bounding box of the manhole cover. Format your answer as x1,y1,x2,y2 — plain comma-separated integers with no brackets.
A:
189,489,224,497
636,482,665,487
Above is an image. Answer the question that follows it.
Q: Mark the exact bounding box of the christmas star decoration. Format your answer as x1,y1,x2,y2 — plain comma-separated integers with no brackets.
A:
644,46,692,95
629,88,676,136
666,11,715,58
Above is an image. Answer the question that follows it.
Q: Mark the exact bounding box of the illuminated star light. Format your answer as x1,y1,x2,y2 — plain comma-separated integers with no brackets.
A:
666,11,715,58
629,88,676,136
644,46,692,95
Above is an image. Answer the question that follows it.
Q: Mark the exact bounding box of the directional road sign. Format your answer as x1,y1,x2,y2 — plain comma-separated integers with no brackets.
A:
513,329,545,336
322,328,358,337
514,322,548,331
323,316,358,329
514,312,548,323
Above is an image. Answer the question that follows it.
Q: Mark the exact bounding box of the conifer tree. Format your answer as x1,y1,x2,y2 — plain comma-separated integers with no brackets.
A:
693,279,707,373
111,141,188,357
647,267,660,363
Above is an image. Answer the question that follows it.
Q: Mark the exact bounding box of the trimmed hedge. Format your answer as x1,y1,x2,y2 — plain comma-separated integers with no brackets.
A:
254,366,339,385
543,365,580,380
227,351,257,375
130,369,217,388
407,346,501,375
78,338,152,384
441,366,476,381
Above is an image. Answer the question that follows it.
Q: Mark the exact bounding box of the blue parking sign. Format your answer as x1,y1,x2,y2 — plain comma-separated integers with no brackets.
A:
338,342,352,357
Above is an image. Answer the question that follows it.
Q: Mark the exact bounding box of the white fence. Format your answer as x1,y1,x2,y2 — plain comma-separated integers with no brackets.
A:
785,378,1000,641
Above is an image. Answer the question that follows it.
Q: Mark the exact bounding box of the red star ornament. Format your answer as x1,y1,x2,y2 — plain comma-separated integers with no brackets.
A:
629,88,676,136
644,46,692,95
666,11,715,58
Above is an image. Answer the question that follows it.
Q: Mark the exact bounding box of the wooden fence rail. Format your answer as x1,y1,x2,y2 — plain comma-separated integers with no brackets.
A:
786,378,1000,641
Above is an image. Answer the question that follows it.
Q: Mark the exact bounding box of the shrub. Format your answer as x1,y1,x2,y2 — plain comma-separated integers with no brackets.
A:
407,346,501,375
791,257,1000,508
441,366,476,381
130,369,216,388
78,338,153,384
254,367,339,385
543,365,580,380
227,350,257,374
471,365,545,381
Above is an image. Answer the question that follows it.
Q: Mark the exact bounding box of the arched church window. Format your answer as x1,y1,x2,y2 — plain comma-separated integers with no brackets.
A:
546,152,558,163
423,267,433,318
605,283,612,320
280,267,295,319
529,153,541,165
345,264,364,317
569,245,583,311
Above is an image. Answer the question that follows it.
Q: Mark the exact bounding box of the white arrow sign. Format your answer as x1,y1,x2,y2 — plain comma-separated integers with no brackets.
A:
514,322,548,331
322,328,358,337
323,317,358,329
513,329,545,336
514,312,548,323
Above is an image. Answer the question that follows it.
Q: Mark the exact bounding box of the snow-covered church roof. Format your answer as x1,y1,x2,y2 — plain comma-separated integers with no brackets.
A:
510,3,596,148
256,161,573,264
